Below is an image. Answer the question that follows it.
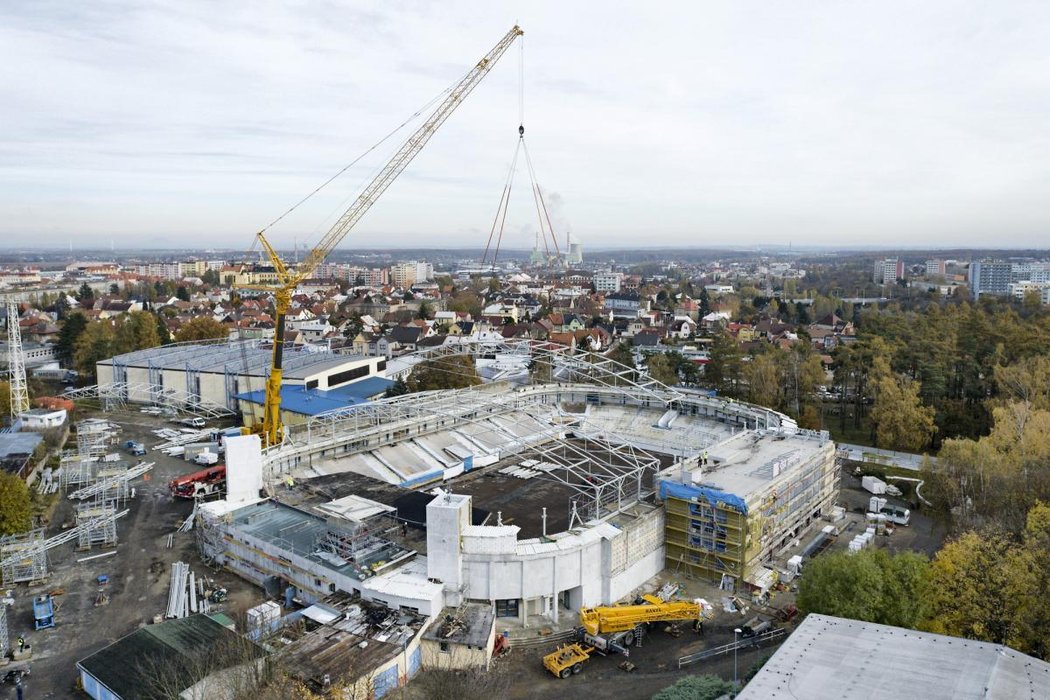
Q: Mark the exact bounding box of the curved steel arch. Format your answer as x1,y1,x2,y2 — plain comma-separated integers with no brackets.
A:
61,382,236,418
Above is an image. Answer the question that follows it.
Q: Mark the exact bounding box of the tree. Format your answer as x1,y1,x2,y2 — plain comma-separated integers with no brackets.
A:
383,378,409,398
174,316,229,343
922,531,1019,646
78,282,95,305
201,269,219,286
55,312,88,364
870,373,936,451
73,322,116,379
798,549,929,628
0,471,33,535
114,311,161,354
155,313,171,345
417,301,432,320
342,313,364,340
109,283,119,295
645,352,679,386
703,329,743,398
406,356,482,392
0,381,10,421
175,285,191,302
744,352,780,409
652,674,735,700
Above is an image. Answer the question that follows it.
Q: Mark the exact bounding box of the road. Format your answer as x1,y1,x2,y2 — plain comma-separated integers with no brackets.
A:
836,442,935,472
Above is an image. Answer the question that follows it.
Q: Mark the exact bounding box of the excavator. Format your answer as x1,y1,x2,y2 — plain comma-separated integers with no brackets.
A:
236,25,524,447
543,583,713,678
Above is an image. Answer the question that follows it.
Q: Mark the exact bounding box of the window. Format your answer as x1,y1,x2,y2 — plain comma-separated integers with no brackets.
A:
306,379,318,390
495,599,519,618
439,642,450,653
327,365,369,388
377,359,387,371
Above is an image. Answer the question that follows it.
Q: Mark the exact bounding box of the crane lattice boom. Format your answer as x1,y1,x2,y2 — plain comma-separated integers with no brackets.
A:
239,25,524,447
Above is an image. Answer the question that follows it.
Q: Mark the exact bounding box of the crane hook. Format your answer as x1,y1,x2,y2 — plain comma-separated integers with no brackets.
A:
519,124,525,138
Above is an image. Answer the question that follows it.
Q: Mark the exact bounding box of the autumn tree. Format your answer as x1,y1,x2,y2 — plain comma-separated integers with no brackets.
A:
921,531,1020,646
870,373,936,451
174,316,229,343
0,472,32,535
114,311,161,354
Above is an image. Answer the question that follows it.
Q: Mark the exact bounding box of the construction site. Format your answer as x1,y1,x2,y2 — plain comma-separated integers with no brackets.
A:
2,24,847,700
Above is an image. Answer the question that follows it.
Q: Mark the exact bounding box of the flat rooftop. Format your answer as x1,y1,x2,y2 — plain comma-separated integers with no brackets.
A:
681,429,830,500
98,341,369,378
739,613,1050,700
227,500,412,581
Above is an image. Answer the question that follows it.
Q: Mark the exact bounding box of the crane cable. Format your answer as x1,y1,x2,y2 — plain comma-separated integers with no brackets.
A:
241,72,465,266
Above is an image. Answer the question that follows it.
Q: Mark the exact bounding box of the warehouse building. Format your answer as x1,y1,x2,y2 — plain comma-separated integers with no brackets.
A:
660,428,837,589
740,613,1050,699
95,340,388,416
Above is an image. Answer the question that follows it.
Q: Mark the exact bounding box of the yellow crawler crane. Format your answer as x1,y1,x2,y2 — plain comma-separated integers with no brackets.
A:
543,584,713,677
237,25,524,447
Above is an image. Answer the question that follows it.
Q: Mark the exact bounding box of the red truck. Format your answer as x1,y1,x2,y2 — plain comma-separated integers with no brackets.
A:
169,465,226,498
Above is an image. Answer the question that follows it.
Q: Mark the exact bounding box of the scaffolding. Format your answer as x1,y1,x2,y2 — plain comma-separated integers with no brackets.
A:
68,461,153,505
0,529,49,584
76,501,120,550
0,598,7,657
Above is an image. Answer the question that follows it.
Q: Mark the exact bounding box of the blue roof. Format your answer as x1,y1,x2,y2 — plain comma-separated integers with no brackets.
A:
235,377,395,417
0,432,44,459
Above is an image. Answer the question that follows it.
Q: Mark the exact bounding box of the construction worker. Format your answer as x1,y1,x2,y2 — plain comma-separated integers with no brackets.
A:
701,451,709,466
17,636,24,652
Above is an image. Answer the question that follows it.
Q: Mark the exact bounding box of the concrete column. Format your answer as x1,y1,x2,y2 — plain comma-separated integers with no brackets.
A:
551,556,558,624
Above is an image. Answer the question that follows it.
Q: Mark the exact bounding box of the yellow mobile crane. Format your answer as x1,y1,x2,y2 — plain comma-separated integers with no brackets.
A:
237,25,524,447
543,584,713,678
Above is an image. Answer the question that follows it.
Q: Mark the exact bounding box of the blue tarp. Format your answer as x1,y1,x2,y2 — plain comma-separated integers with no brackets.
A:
659,480,749,515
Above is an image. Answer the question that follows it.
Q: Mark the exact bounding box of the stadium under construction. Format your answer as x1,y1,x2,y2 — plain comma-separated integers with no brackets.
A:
133,338,844,626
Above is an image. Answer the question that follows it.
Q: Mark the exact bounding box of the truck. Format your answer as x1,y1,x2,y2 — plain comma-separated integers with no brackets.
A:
542,583,713,677
173,417,207,429
169,464,226,498
193,450,219,466
880,504,911,526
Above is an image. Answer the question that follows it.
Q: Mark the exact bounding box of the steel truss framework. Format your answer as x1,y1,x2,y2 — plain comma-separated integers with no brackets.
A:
0,509,129,582
264,375,816,527
62,381,236,418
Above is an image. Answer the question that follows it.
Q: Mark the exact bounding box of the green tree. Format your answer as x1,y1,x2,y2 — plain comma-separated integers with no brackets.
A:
406,356,482,392
78,282,95,305
155,313,171,345
176,286,191,302
383,378,410,398
798,550,889,622
174,316,229,343
201,269,219,286
73,322,116,379
55,312,88,364
644,352,679,386
0,471,33,535
0,380,11,421
109,283,119,295
703,329,743,398
417,301,432,320
651,674,735,700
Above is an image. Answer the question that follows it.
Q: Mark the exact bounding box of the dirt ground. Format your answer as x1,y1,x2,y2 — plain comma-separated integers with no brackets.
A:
1,409,264,700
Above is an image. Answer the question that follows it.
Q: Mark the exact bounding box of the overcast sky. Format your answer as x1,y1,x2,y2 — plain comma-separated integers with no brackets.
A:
3,1,1050,251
